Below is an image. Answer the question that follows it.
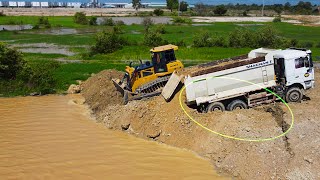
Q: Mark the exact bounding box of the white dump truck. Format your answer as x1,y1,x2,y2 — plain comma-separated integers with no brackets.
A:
162,48,315,112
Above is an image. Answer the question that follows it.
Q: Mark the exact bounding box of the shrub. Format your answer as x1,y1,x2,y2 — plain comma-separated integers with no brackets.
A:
228,26,288,48
299,41,314,48
0,11,5,16
0,43,60,95
142,17,154,31
256,25,280,48
113,25,124,34
36,16,51,28
243,10,248,16
229,28,255,47
0,43,25,80
193,31,212,47
115,20,125,26
101,17,114,26
32,25,40,29
172,17,192,24
290,39,299,47
175,39,186,47
144,29,165,46
211,36,227,47
214,5,227,16
90,29,126,54
26,61,60,94
73,12,88,25
155,24,166,34
89,16,97,26
273,16,282,22
153,8,164,16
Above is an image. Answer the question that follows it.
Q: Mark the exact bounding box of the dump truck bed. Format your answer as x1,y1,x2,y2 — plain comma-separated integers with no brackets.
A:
185,56,277,105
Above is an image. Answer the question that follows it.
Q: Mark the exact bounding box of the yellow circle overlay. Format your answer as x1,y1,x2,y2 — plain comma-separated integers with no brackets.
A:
179,76,294,142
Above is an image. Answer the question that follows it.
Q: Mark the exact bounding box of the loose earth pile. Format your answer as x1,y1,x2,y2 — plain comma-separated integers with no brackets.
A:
81,69,320,179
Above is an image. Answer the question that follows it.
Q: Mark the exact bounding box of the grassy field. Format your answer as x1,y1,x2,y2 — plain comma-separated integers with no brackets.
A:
1,16,320,95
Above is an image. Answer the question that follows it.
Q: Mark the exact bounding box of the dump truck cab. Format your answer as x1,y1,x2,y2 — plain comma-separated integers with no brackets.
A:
273,48,314,90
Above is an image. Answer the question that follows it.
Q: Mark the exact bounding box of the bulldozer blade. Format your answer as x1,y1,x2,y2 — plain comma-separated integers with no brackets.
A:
161,72,184,101
112,79,125,96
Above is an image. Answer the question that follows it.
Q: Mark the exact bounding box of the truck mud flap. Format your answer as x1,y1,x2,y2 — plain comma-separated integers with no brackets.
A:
161,72,183,101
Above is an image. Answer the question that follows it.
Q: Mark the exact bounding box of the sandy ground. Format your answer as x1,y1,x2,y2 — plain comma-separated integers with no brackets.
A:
80,68,320,179
0,8,153,16
1,8,319,25
192,16,302,24
282,15,320,26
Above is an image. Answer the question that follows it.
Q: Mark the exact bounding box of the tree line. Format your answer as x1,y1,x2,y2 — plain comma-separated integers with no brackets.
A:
131,0,318,16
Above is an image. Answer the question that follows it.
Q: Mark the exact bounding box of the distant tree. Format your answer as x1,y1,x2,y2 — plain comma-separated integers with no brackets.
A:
153,8,164,16
194,3,207,16
179,1,188,12
89,16,97,26
73,12,88,25
132,0,141,11
166,0,178,12
274,4,284,14
243,10,249,16
214,5,227,16
284,2,291,11
294,1,313,14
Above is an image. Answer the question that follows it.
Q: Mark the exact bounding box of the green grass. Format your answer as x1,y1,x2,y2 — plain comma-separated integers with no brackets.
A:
1,16,320,95
53,62,126,92
0,16,87,28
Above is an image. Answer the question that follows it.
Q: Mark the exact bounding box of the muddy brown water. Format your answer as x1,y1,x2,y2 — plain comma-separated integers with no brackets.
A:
0,95,225,179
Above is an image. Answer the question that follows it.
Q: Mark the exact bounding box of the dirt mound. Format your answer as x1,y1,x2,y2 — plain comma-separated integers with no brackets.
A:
81,70,124,119
81,69,320,179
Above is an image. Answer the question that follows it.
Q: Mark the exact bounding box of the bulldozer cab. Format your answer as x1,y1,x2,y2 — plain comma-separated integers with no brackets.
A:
151,44,178,73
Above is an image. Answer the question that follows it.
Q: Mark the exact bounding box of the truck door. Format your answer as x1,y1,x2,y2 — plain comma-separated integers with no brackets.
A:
293,56,313,85
274,58,286,85
261,66,268,85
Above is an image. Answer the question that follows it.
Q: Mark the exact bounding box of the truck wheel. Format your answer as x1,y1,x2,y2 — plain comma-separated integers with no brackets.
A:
227,99,248,111
286,87,302,103
206,102,225,112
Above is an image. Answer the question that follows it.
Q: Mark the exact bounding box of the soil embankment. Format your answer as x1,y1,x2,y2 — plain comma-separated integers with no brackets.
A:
81,69,320,179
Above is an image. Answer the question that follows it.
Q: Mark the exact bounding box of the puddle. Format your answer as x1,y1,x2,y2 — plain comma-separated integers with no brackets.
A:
131,30,141,34
97,17,172,25
11,43,77,56
34,28,100,35
55,58,82,63
0,24,33,31
236,24,264,27
191,23,212,26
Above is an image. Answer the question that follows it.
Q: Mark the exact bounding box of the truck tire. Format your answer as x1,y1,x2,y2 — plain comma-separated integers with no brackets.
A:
227,99,248,111
286,87,303,103
206,102,225,112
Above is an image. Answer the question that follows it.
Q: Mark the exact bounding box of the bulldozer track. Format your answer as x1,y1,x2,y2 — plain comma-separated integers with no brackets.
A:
135,76,170,95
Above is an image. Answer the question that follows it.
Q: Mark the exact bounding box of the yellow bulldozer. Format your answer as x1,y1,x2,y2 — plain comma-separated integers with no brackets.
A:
112,44,184,103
